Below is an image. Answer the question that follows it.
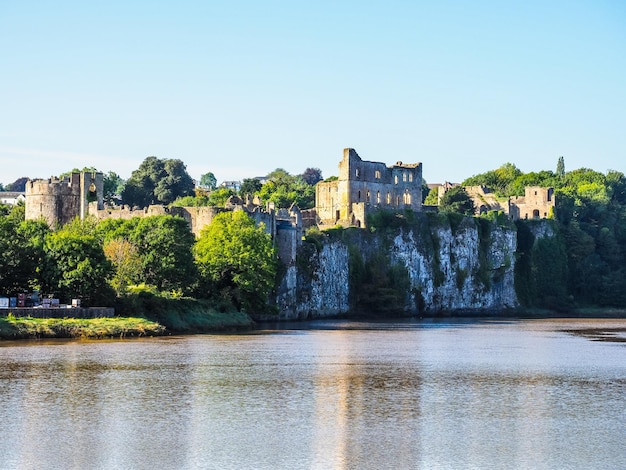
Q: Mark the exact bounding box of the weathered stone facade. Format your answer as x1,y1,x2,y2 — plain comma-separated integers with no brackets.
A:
465,185,509,215
509,186,555,220
316,148,422,228
436,183,556,220
25,172,104,229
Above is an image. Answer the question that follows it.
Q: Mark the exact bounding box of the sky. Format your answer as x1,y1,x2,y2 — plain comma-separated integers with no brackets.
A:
1,1,625,187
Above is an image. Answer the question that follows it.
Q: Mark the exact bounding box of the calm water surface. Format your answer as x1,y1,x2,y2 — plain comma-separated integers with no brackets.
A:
1,318,625,470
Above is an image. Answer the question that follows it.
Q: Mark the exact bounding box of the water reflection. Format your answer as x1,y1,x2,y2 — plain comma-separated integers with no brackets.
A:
0,319,625,469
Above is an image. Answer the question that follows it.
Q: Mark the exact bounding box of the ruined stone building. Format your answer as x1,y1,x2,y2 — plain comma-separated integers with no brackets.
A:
431,183,556,220
316,148,423,228
25,172,104,229
509,186,555,220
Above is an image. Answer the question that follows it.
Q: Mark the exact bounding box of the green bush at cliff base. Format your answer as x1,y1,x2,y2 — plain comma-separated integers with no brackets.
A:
114,291,254,332
0,316,166,340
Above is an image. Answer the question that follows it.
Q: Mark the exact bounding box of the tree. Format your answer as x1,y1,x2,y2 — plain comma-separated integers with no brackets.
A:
122,156,195,207
258,168,316,209
44,222,114,305
5,177,29,192
195,211,277,312
441,187,475,216
199,172,217,190
103,238,142,295
104,171,125,202
209,188,235,207
301,167,322,185
0,217,49,296
128,216,197,292
239,178,263,197
423,189,439,205
556,156,565,179
462,163,523,196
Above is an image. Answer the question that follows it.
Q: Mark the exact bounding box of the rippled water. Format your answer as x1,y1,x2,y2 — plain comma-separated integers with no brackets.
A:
1,318,625,470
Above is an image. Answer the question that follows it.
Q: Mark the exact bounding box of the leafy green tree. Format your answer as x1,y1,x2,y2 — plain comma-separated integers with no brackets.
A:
209,187,235,206
509,171,557,197
556,156,565,178
239,178,263,197
96,215,196,293
423,188,439,205
122,156,195,207
104,171,125,202
199,172,217,190
301,167,322,185
441,187,475,216
129,216,197,292
258,168,316,209
171,195,210,207
463,163,523,196
0,217,49,295
195,211,277,312
44,222,114,305
103,238,143,295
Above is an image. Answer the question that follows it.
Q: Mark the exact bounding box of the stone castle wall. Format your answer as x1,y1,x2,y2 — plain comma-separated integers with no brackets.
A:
25,172,104,229
509,187,555,220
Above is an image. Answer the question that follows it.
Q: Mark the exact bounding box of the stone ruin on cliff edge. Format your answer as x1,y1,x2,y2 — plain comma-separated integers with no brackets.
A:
315,148,423,229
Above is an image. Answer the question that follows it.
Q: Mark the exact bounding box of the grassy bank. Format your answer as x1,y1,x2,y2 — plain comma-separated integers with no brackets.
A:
0,315,167,340
115,294,256,332
0,294,258,340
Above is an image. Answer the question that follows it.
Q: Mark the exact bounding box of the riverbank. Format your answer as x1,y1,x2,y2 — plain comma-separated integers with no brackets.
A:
0,315,167,340
0,309,256,340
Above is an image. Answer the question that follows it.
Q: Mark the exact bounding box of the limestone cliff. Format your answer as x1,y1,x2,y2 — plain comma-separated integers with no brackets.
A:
276,213,520,319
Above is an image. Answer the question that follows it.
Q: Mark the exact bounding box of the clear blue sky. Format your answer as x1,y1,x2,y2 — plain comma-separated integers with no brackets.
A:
1,0,625,186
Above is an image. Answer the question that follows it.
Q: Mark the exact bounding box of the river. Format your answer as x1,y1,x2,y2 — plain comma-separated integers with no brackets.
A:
1,318,625,469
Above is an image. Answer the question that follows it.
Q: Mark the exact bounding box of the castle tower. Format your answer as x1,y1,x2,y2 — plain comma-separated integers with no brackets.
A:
25,172,104,229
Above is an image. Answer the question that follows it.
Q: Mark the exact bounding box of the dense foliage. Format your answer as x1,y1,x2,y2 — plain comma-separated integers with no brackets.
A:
122,156,195,207
467,159,626,308
195,211,278,313
440,186,476,216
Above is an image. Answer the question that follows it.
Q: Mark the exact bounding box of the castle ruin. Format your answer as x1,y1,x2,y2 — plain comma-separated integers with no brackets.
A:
316,148,423,228
25,172,104,229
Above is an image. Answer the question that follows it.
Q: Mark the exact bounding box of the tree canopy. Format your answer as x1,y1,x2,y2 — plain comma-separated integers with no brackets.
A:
195,211,277,312
257,168,317,209
440,186,475,216
122,157,195,207
199,172,217,190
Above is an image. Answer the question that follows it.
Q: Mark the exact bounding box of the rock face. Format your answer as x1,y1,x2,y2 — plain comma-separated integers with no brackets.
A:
276,242,350,320
391,219,518,313
275,214,520,320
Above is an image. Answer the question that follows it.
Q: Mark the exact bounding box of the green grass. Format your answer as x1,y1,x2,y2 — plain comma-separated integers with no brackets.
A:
0,315,167,340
